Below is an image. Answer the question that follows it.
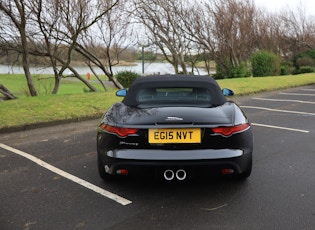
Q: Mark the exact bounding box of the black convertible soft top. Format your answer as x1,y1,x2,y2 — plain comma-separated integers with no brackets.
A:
122,74,227,107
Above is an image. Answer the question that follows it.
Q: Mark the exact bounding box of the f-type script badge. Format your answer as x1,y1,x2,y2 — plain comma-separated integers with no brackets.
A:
165,116,184,121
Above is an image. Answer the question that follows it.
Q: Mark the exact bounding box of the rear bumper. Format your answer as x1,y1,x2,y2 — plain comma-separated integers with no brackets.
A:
107,148,243,160
99,148,252,175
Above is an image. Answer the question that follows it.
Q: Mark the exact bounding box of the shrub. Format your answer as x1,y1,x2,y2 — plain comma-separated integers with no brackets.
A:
134,51,157,62
230,62,251,78
251,50,280,77
213,64,225,79
296,57,314,67
279,62,292,75
293,49,315,72
214,62,250,79
293,66,315,75
280,66,289,75
116,71,140,88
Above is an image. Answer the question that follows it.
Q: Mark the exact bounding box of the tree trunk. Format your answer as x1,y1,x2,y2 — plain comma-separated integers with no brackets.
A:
51,74,61,94
19,4,37,96
67,66,98,92
87,62,107,91
0,84,18,100
22,62,37,96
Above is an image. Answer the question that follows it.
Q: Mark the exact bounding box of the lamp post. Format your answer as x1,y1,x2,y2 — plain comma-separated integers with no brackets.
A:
142,45,145,75
138,40,149,75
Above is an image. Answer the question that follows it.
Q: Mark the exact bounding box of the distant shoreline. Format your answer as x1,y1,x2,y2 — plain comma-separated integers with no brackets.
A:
0,60,138,67
0,62,209,75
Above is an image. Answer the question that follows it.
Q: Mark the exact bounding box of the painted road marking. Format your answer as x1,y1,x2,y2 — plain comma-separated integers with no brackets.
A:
241,106,315,116
279,92,315,96
0,143,132,206
252,98,315,105
252,123,309,133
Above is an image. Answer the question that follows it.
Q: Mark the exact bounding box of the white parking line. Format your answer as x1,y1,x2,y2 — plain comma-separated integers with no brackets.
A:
252,98,315,105
0,143,132,206
252,123,309,133
241,106,315,116
279,92,315,96
300,89,315,91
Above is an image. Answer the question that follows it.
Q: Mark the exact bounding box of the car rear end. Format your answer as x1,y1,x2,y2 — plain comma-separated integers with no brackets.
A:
97,103,253,180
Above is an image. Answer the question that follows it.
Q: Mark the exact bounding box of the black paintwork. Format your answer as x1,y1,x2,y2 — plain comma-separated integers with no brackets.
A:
97,75,253,180
104,102,239,127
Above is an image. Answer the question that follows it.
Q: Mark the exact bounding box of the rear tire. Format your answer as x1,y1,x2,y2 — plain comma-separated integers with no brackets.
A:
98,156,115,181
236,168,251,180
235,159,252,180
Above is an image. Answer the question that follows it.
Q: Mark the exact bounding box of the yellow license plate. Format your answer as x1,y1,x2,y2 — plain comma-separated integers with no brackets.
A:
148,128,201,144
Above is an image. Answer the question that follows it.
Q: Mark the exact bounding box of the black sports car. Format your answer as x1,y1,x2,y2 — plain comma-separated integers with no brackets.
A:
97,75,253,181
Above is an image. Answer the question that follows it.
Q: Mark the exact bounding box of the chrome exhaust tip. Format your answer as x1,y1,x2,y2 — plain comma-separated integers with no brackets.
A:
163,169,175,181
175,169,187,181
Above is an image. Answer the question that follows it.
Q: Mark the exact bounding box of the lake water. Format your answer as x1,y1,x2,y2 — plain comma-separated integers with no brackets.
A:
0,62,208,76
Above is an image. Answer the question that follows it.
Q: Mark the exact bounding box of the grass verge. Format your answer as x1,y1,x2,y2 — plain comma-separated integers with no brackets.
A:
0,73,314,132
0,92,119,132
217,74,315,95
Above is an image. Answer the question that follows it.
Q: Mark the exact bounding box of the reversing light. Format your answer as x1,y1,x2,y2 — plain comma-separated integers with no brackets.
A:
100,124,138,137
212,123,250,137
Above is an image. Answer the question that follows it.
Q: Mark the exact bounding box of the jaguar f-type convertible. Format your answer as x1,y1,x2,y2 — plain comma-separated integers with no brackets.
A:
97,75,253,181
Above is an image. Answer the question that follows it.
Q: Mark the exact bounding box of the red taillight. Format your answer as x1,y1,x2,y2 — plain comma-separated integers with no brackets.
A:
212,123,250,137
100,124,138,137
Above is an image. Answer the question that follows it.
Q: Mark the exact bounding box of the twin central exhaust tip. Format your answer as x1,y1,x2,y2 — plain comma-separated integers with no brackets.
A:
163,169,187,181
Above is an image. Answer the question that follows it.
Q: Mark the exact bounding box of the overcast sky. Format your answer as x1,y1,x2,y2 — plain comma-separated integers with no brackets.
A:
254,0,315,15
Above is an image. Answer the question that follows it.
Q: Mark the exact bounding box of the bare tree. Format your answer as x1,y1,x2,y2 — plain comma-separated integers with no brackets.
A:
0,0,37,96
278,5,315,60
29,0,121,93
132,0,194,74
185,0,260,77
75,0,133,89
30,0,65,94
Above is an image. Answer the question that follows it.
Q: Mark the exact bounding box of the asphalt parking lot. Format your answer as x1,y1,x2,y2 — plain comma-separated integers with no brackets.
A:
1,85,315,230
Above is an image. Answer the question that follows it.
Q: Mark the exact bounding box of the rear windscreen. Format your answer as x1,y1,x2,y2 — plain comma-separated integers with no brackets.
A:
136,87,213,107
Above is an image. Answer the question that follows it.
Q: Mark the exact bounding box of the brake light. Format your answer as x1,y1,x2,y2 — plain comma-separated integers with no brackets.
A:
100,124,138,137
212,123,250,137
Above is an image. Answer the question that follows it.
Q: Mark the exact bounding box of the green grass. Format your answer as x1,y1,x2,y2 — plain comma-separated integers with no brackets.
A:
1,73,314,131
0,74,108,97
217,74,315,95
0,92,118,130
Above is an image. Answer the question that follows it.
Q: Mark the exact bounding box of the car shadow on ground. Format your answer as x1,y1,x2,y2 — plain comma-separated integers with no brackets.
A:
99,173,251,199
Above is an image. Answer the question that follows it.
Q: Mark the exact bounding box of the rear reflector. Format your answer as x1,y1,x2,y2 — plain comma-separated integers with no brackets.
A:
116,169,129,175
100,124,138,137
221,169,235,175
212,123,250,137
